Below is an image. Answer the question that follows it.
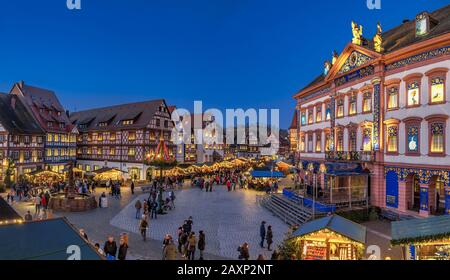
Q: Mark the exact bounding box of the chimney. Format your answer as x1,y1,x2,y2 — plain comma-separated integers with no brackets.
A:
402,19,410,24
66,110,70,117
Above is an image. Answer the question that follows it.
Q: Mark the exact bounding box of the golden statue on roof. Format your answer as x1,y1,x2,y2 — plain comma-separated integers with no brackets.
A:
373,22,384,53
331,50,339,65
351,21,363,45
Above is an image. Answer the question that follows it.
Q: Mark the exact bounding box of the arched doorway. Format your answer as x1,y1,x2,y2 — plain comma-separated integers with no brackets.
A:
406,174,420,212
429,176,446,215
385,171,398,208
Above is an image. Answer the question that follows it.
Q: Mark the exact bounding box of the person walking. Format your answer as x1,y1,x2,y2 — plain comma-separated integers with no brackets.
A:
198,230,206,260
135,200,142,219
103,236,118,260
130,181,135,195
238,242,250,260
150,200,158,219
187,232,197,260
259,221,266,248
169,191,176,209
139,215,149,241
266,225,273,251
34,195,41,216
163,237,178,260
24,211,33,222
118,238,128,260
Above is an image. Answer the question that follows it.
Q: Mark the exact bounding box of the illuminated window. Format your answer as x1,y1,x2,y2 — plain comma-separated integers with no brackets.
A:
128,147,136,156
387,126,398,153
128,132,136,141
47,134,53,142
315,133,321,152
430,123,444,154
430,77,445,104
98,133,103,141
308,108,314,124
110,133,116,141
387,87,399,109
110,148,115,155
363,128,372,151
406,125,420,154
349,129,357,151
316,105,322,122
407,82,420,107
300,135,305,152
307,134,313,152
336,99,344,118
349,94,357,115
362,91,372,113
325,132,331,152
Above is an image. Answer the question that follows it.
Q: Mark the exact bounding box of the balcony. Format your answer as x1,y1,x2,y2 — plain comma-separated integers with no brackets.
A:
325,151,375,162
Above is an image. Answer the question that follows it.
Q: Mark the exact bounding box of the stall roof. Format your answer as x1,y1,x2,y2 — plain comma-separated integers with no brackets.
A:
251,170,285,178
324,162,369,177
0,218,103,260
391,216,450,245
93,167,124,174
0,197,22,222
291,215,367,244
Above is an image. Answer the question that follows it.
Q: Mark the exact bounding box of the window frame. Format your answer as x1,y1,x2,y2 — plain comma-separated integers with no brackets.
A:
425,115,448,157
384,119,400,156
315,130,322,153
348,92,358,116
336,98,345,119
362,91,373,114
315,104,323,123
403,117,422,157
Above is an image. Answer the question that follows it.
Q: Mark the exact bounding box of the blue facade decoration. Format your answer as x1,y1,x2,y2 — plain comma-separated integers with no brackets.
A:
334,65,375,87
385,167,450,186
409,245,416,260
329,98,335,151
337,51,373,75
385,46,450,71
386,171,399,208
407,126,420,152
420,187,429,212
372,80,381,151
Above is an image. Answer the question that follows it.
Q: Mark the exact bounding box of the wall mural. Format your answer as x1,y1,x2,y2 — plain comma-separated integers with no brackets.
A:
337,51,373,75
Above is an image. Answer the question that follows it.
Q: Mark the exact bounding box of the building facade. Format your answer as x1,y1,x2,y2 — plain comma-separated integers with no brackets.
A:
293,6,450,216
10,82,77,173
0,93,45,181
70,100,175,181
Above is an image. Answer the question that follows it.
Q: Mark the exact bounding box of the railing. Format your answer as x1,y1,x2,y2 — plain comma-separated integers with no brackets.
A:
325,151,375,162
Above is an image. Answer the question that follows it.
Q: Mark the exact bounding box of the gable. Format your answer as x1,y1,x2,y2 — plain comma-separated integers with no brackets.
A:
337,51,373,75
0,123,5,132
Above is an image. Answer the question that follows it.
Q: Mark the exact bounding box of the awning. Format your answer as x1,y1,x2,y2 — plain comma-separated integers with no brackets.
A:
391,216,450,245
291,215,367,244
251,170,285,178
324,162,369,177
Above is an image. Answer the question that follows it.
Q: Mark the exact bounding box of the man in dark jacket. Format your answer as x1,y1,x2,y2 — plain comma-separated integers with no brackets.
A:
103,236,118,259
198,230,206,260
259,221,266,248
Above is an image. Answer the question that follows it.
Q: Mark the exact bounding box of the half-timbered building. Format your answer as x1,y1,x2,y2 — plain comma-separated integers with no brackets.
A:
0,93,45,181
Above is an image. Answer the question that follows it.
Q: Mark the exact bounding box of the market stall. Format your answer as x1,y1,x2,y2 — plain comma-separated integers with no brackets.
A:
25,170,64,185
391,215,450,260
290,215,366,260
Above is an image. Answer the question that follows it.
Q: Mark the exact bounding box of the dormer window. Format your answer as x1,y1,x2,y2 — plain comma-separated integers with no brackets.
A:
47,121,53,128
57,111,61,116
122,120,134,125
98,122,108,127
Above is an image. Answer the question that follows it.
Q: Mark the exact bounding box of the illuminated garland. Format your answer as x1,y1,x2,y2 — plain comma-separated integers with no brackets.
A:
391,233,450,246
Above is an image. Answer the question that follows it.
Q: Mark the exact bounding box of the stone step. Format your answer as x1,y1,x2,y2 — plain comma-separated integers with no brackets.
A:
260,194,314,226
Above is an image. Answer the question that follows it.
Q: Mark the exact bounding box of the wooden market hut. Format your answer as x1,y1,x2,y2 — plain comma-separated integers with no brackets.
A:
25,170,64,184
290,215,366,260
391,216,450,260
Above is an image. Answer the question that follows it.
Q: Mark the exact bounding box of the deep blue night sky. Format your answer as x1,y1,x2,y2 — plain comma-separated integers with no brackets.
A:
0,0,446,128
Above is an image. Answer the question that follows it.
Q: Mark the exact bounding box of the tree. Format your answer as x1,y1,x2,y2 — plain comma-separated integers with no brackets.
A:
277,225,301,260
